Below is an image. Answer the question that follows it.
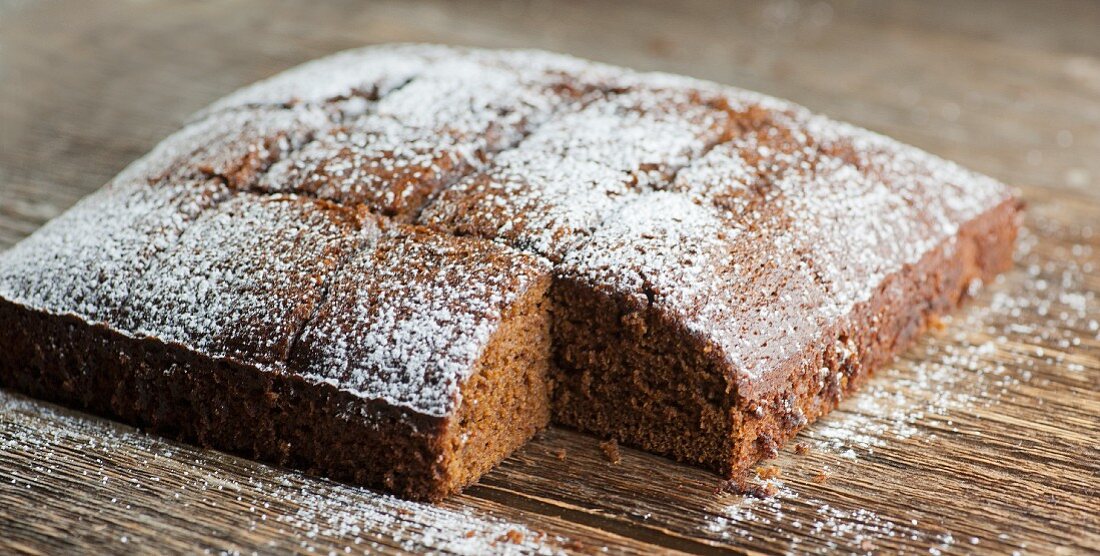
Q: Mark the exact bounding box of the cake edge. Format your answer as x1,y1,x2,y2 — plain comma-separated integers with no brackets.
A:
727,195,1022,473
549,194,1022,477
0,268,556,501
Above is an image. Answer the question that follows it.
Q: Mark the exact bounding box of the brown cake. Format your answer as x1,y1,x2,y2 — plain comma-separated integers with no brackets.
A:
0,44,1021,500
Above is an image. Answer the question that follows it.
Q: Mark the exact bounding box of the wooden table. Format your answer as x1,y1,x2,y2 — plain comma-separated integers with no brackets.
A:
1,1,1098,553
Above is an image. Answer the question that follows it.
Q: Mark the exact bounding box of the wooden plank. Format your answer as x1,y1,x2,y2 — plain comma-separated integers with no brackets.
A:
1,0,1098,553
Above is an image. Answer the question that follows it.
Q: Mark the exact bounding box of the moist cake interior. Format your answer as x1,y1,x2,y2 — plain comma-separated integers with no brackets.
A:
442,277,554,495
551,277,737,473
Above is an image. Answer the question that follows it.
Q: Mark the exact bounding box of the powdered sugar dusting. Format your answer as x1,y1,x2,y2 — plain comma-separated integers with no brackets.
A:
702,212,1097,553
707,478,963,555
0,390,565,554
116,106,333,189
0,180,228,323
295,228,549,417
658,103,1013,382
801,214,1095,465
258,52,612,218
198,44,453,116
419,85,732,261
121,195,364,365
561,191,732,316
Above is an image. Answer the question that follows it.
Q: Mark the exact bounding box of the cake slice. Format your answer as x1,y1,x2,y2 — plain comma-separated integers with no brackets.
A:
0,179,230,324
288,225,552,499
0,45,1021,500
0,190,551,500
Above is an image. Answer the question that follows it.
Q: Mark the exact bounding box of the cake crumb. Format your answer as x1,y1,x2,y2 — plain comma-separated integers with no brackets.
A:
755,465,782,480
794,442,810,455
563,540,588,551
599,439,621,464
928,314,947,332
498,529,524,544
554,448,567,461
716,475,778,499
813,468,830,484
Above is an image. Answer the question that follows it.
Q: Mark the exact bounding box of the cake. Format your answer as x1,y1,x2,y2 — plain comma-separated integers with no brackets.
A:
0,45,1021,500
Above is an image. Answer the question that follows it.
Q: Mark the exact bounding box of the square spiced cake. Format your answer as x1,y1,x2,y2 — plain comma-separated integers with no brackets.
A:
0,45,1020,500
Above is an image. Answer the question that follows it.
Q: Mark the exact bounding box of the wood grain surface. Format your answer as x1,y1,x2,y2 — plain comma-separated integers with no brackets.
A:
1,1,1098,554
